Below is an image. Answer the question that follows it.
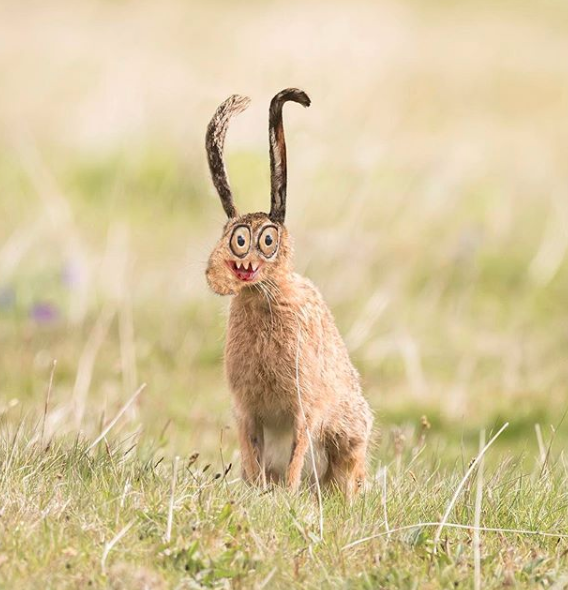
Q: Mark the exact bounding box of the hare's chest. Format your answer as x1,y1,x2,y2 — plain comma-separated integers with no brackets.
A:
225,302,295,408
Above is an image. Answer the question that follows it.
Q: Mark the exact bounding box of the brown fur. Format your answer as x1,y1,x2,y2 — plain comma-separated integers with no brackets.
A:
204,91,373,496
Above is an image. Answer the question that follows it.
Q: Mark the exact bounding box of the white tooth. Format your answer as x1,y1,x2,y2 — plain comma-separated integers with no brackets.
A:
252,262,259,271
236,262,242,269
244,261,250,270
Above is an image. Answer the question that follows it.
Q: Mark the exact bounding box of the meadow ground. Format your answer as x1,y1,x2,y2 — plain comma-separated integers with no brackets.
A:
1,0,568,587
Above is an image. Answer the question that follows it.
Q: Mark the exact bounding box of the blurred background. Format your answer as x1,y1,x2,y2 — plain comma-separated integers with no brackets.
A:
1,0,567,462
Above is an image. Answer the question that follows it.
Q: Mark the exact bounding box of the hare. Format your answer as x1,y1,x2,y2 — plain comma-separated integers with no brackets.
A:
205,89,373,496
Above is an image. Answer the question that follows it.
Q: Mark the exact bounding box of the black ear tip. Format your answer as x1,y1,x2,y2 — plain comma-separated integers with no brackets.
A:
272,88,311,109
291,88,311,108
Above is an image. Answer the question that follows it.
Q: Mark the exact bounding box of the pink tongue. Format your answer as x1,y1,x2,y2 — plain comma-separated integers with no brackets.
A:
236,268,254,281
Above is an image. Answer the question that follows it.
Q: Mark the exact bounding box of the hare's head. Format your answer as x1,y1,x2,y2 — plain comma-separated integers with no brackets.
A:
205,89,310,296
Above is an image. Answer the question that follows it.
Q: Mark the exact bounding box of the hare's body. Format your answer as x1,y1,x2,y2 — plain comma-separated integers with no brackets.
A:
226,272,372,491
204,89,373,494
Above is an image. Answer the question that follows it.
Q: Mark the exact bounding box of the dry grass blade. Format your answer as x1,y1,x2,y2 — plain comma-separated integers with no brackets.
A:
473,430,485,590
101,520,135,575
535,424,546,466
256,566,278,590
432,422,508,553
343,521,568,551
295,326,324,540
40,359,57,445
87,384,146,452
381,466,390,538
165,456,179,543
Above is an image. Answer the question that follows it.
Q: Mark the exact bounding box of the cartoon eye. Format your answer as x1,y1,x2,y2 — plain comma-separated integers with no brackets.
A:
258,226,279,257
230,225,251,257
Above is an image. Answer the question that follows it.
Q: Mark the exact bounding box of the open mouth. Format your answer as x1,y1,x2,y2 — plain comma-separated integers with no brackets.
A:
226,260,263,282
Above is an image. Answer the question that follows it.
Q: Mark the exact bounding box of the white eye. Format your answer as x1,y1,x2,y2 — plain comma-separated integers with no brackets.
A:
258,226,279,258
230,225,251,257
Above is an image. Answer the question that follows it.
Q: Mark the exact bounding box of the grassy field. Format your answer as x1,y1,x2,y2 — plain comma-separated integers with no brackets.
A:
1,0,568,587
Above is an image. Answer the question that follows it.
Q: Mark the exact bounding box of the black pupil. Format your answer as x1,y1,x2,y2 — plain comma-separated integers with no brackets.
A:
265,235,273,246
237,235,245,247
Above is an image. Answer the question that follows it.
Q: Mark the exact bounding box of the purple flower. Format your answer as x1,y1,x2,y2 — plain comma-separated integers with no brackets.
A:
30,302,60,324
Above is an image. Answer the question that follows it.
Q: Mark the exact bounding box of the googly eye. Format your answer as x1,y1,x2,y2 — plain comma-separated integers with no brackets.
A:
230,225,251,257
258,225,279,258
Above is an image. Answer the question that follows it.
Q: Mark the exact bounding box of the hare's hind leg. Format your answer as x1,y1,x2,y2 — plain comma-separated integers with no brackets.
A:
328,398,373,498
325,438,368,499
347,446,368,498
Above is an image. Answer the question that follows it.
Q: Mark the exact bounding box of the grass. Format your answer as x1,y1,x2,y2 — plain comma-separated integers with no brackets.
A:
1,416,568,589
1,0,568,587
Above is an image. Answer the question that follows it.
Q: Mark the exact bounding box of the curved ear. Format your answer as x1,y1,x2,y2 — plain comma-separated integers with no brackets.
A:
206,94,251,219
268,88,311,224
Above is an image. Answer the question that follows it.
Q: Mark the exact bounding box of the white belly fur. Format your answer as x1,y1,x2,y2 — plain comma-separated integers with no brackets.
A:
263,425,328,483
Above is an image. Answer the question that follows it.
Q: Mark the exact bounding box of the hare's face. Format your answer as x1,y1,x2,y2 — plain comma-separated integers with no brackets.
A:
206,212,292,295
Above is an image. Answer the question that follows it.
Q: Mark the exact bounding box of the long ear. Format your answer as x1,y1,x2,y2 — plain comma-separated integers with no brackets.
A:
269,88,311,224
206,94,251,219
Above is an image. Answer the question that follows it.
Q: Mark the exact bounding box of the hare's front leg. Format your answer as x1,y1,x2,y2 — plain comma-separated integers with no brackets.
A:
236,413,265,486
286,421,311,492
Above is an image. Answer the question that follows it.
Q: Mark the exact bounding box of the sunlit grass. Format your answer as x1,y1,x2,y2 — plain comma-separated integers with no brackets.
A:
1,414,567,588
